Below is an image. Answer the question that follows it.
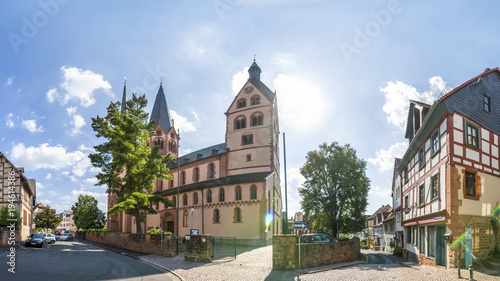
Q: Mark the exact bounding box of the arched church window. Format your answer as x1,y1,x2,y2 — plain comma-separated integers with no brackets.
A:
237,99,247,109
250,95,260,105
235,186,242,201
250,185,257,200
235,116,246,130
251,113,263,127
242,134,253,145
219,188,225,202
183,194,188,206
207,190,212,203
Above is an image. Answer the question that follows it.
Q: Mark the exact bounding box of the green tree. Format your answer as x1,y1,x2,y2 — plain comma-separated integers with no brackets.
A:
71,195,106,230
299,142,370,238
33,205,62,231
0,205,22,230
90,94,174,233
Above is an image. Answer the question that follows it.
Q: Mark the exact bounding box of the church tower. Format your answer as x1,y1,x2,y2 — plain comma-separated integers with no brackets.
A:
148,83,179,158
225,60,280,177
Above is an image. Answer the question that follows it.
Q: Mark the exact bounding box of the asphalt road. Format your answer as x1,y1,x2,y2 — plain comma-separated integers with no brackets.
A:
0,240,178,281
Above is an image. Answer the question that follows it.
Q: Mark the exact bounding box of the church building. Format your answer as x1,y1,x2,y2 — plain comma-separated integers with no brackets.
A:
108,61,282,244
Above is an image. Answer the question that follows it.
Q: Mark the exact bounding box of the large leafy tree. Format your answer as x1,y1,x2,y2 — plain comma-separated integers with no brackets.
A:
299,142,370,238
90,94,174,233
0,205,22,230
34,205,62,231
71,195,106,230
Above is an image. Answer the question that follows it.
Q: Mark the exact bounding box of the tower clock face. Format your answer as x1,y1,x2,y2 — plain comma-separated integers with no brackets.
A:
244,86,254,94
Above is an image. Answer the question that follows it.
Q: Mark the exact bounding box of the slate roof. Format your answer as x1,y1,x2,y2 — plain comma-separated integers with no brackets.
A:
121,83,127,113
150,84,173,131
248,61,276,102
166,143,227,169
439,68,500,135
155,171,274,196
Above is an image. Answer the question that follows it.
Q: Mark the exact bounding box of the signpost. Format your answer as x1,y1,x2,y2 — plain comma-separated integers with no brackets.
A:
293,222,306,229
294,212,304,269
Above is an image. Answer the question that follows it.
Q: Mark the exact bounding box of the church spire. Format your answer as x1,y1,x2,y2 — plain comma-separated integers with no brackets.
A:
248,60,261,81
150,83,173,131
120,79,127,113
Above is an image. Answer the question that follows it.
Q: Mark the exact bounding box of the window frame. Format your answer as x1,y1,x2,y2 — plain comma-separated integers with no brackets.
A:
193,192,198,205
430,173,439,201
234,207,242,223
418,147,425,170
430,129,440,157
195,168,200,182
241,134,254,145
465,120,481,149
403,166,408,184
219,188,225,202
250,185,257,200
418,184,425,206
207,190,212,203
484,94,491,113
183,194,188,206
237,98,246,109
213,209,220,224
463,169,481,200
209,164,215,179
250,95,260,106
235,186,242,201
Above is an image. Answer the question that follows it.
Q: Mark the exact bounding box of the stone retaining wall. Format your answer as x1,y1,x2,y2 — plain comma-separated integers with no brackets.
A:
273,235,360,269
0,230,20,246
76,231,176,257
185,235,212,262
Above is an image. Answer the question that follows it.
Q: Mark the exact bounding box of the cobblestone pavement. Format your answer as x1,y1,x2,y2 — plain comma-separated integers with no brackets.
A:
141,246,500,281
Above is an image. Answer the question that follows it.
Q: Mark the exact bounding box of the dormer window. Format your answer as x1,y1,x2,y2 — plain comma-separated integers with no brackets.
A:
156,130,161,136
250,95,260,105
237,99,246,109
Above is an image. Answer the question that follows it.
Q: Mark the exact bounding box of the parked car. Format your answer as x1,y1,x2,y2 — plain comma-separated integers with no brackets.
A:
25,233,44,248
42,233,56,244
60,233,74,241
300,233,337,243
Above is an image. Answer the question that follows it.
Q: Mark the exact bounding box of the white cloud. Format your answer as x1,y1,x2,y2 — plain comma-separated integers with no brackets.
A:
47,66,113,107
381,76,449,132
78,144,94,152
61,171,70,176
369,185,392,198
5,113,14,128
170,110,196,133
22,119,44,133
37,182,45,189
72,156,91,177
274,74,326,132
231,67,249,95
46,88,58,103
45,173,52,180
5,76,13,86
69,114,86,135
58,189,108,212
66,106,77,116
191,111,199,123
40,199,51,205
49,190,59,196
282,167,306,219
367,142,408,172
180,148,192,156
83,178,98,185
9,143,86,171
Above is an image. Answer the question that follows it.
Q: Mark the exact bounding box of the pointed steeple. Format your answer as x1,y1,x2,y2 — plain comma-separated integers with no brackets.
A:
150,83,173,131
120,80,127,113
248,60,261,81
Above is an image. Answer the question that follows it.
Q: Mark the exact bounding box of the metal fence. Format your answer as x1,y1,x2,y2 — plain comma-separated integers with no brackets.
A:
211,236,236,261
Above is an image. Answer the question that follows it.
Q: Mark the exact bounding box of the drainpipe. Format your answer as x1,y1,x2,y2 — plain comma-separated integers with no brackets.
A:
201,188,204,234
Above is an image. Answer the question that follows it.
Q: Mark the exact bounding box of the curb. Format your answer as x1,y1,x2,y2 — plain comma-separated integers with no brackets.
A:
295,260,366,275
78,239,185,281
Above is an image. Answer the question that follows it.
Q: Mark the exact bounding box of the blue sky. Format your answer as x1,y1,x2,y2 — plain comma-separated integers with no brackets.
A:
1,0,499,217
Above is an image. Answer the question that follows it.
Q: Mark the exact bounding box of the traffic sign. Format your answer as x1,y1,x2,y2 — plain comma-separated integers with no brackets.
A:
298,229,303,238
293,222,306,229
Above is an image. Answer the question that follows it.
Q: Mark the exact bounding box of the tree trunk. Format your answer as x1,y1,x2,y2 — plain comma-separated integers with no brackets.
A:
134,209,142,233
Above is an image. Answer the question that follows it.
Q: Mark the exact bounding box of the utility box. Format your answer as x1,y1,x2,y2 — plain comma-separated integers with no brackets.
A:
443,233,451,243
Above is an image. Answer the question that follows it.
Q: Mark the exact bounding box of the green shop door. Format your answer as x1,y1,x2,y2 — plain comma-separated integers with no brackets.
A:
435,225,446,267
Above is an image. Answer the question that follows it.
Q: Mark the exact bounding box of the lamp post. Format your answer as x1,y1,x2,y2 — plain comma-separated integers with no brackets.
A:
176,128,180,255
190,208,194,230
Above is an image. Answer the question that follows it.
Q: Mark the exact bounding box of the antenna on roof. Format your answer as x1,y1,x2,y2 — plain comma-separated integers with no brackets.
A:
254,53,257,62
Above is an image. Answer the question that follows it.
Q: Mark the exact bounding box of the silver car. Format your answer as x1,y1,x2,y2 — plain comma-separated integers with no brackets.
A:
60,233,74,241
42,233,56,244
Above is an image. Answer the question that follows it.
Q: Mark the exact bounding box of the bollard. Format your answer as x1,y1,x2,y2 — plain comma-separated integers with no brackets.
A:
469,265,473,281
457,252,461,278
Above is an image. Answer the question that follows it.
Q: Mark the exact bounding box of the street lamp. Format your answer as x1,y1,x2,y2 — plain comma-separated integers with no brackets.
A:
190,208,194,230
